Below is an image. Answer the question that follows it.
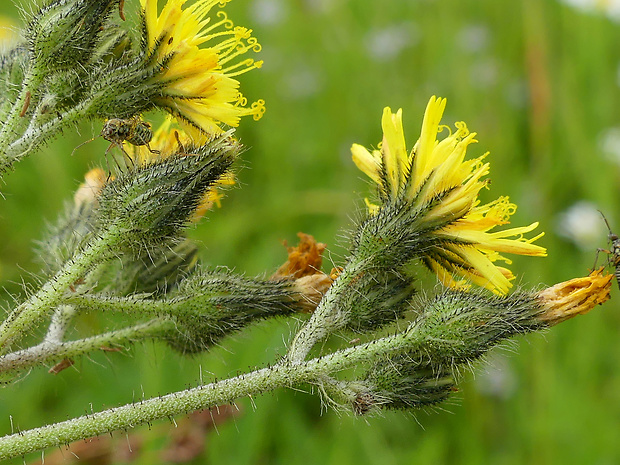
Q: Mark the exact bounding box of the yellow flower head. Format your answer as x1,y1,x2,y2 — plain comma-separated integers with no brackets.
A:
130,116,235,220
141,0,265,134
351,96,546,294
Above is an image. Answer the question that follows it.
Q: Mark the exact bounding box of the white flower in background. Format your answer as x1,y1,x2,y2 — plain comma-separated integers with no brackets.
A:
456,24,490,54
303,0,333,14
469,59,498,88
280,63,323,99
558,0,620,21
474,353,517,400
556,201,607,250
250,0,288,26
598,126,620,166
364,22,419,62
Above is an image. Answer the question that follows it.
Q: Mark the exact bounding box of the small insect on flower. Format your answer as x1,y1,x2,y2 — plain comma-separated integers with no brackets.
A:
72,117,160,166
101,117,159,155
594,211,620,288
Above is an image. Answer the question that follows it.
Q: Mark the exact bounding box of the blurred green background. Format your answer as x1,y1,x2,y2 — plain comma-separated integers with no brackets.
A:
2,0,620,463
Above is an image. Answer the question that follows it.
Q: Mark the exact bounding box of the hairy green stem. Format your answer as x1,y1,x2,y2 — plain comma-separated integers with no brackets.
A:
2,99,92,164
0,319,172,379
44,305,77,343
0,226,122,353
286,260,364,362
0,67,46,171
67,294,168,315
0,327,420,460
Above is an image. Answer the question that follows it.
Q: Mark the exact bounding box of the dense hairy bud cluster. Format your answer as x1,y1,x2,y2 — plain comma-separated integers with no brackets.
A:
349,290,546,413
328,195,457,333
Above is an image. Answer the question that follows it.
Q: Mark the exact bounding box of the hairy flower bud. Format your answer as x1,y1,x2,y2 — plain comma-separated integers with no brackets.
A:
344,268,416,332
97,239,199,296
163,271,325,353
0,45,28,118
411,290,544,365
409,269,612,367
364,354,456,411
37,169,106,275
26,0,122,69
97,133,239,254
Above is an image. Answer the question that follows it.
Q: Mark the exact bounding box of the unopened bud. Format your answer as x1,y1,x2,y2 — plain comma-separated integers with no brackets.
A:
97,133,239,253
38,169,106,274
100,239,199,296
26,0,122,69
327,266,415,333
364,354,456,410
411,290,543,364
163,270,325,354
0,45,28,117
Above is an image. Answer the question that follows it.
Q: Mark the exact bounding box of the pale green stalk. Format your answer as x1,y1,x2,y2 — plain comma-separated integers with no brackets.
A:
0,69,44,171
67,294,168,315
0,319,172,379
0,225,122,353
1,99,93,164
44,305,78,343
0,328,420,461
286,260,364,362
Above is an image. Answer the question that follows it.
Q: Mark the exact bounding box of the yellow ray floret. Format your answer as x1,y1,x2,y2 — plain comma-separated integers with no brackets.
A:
141,0,265,134
351,96,546,294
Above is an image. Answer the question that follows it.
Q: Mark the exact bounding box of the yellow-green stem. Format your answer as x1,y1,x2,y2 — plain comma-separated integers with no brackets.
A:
0,226,122,353
0,328,419,461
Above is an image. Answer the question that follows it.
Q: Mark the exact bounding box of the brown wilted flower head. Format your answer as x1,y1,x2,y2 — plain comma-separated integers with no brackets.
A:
273,232,326,279
537,268,612,326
